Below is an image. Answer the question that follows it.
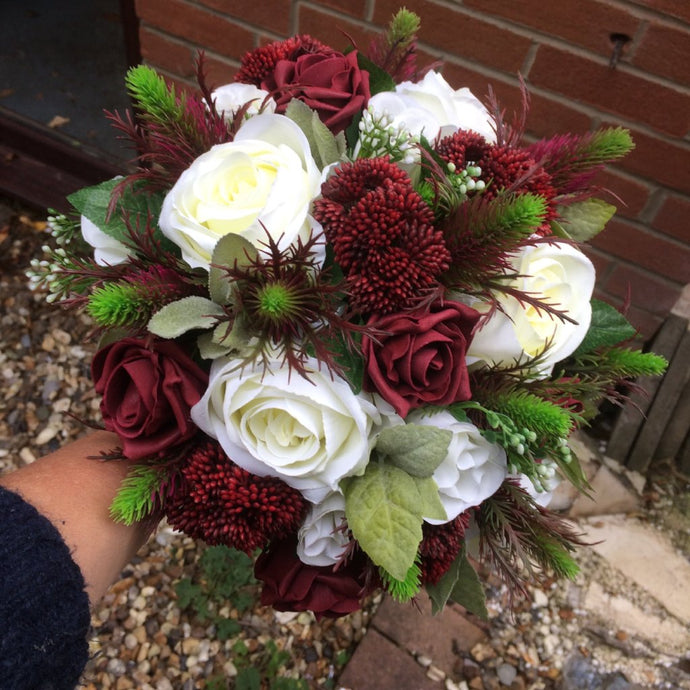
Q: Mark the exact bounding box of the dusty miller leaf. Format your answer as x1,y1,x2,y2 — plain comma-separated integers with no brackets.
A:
209,234,257,305
148,296,224,338
375,424,452,478
285,99,346,169
427,546,488,619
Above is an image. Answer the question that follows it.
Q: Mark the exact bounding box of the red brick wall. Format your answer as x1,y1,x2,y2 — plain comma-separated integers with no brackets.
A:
134,0,690,341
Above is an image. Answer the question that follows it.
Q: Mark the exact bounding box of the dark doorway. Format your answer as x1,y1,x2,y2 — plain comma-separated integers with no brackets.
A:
0,0,139,209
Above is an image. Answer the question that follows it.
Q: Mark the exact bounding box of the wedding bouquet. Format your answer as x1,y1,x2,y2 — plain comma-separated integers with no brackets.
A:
31,9,666,618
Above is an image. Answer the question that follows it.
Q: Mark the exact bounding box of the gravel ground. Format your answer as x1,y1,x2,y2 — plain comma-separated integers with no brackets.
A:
2,199,689,690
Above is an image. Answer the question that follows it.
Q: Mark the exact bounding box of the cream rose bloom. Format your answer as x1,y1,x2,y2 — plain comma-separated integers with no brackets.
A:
407,410,507,524
159,113,322,270
296,492,350,566
80,215,130,266
211,83,276,120
191,357,382,502
365,70,496,145
467,241,596,377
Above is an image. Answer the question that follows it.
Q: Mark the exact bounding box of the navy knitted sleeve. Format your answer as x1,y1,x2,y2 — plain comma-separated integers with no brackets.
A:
0,485,91,690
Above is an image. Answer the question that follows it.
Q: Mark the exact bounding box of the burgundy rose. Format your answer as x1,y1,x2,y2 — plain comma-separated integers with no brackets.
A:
254,538,376,619
92,338,208,460
362,300,481,418
265,50,370,134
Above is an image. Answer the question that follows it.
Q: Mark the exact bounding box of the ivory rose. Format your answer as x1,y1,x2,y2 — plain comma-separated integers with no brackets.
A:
211,83,276,120
365,70,496,145
159,113,322,270
81,215,130,266
296,492,350,566
190,356,382,502
407,410,507,524
467,241,596,376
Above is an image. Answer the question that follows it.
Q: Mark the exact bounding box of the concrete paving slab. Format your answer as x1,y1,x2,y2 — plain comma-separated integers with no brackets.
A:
570,465,640,517
584,580,690,656
372,592,487,674
338,628,439,690
582,514,690,623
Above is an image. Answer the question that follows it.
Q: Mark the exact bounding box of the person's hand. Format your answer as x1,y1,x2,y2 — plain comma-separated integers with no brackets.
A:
0,431,157,605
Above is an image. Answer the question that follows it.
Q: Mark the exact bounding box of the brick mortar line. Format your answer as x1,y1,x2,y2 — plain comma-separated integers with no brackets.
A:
429,0,690,34
147,0,690,95
598,252,688,290
428,50,690,146
140,23,242,71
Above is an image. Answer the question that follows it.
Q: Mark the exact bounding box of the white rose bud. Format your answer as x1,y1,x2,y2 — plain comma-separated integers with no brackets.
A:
297,492,350,566
80,215,131,266
467,241,596,377
407,409,507,524
211,83,276,120
365,70,496,145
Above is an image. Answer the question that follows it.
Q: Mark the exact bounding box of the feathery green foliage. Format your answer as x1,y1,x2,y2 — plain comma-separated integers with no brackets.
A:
578,346,668,378
476,481,583,593
481,389,575,441
441,192,548,287
580,127,635,166
88,281,153,329
126,65,185,124
379,558,422,602
110,464,165,525
388,8,421,46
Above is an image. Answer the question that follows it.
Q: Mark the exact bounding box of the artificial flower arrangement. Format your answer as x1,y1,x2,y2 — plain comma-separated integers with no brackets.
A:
31,9,667,618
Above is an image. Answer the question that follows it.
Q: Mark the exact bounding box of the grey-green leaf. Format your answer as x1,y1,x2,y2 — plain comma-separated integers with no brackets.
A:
555,198,616,242
285,100,346,169
427,547,488,620
209,234,257,304
375,424,452,477
148,296,225,339
344,463,425,581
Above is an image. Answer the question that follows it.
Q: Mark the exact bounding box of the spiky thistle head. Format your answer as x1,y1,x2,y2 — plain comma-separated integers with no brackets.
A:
217,231,363,378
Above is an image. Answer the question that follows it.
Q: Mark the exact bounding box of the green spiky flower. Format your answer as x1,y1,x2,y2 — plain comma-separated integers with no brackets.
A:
126,65,186,125
379,558,422,602
110,464,167,525
87,266,204,331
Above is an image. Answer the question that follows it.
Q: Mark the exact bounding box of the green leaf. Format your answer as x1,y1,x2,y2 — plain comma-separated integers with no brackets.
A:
236,667,261,690
448,550,488,620
375,424,452,478
554,198,616,242
427,547,487,619
68,177,168,248
215,618,241,641
572,299,636,356
174,578,206,612
148,296,225,338
285,100,347,169
356,52,396,95
209,234,257,304
197,330,230,359
344,463,425,580
416,476,447,522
